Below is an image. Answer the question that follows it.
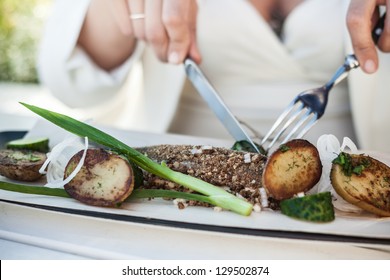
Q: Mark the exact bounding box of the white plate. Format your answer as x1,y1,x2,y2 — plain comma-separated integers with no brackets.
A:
1,120,390,259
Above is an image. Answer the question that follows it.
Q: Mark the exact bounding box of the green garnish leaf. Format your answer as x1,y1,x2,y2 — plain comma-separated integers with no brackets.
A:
231,140,267,155
20,103,253,216
280,192,335,223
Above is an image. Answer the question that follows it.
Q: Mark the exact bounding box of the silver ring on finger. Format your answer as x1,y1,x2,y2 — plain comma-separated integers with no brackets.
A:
130,13,145,20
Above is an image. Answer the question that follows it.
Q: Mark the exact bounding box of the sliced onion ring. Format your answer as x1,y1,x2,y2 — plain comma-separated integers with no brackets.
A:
40,136,89,188
315,134,362,213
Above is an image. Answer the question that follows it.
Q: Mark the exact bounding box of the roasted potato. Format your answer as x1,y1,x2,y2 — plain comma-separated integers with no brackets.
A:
64,148,135,207
0,149,46,181
262,139,322,200
331,152,390,217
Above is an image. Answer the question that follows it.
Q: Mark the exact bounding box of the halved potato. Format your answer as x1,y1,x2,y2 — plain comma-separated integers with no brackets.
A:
331,152,390,217
262,139,322,200
0,149,46,181
64,148,135,207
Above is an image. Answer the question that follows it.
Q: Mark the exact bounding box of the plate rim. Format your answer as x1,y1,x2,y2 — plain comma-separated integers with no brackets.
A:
1,198,389,247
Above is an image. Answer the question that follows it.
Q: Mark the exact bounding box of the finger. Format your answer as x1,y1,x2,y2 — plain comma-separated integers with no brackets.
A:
145,0,169,61
128,0,146,40
162,0,192,64
347,0,379,73
108,0,133,36
188,0,202,64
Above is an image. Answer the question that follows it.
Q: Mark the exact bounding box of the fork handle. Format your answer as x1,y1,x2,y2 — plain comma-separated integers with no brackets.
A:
372,12,386,44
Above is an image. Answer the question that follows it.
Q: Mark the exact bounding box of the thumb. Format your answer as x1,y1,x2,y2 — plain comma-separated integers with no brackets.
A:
352,40,379,74
346,2,379,73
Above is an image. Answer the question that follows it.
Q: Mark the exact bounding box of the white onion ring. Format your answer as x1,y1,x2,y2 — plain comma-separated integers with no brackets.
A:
315,134,362,213
40,136,89,188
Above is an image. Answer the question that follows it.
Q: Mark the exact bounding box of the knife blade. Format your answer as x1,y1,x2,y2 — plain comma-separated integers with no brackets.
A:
184,58,260,153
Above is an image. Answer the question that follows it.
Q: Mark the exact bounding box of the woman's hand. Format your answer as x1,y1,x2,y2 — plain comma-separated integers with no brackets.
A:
78,0,201,71
347,0,390,73
128,0,201,64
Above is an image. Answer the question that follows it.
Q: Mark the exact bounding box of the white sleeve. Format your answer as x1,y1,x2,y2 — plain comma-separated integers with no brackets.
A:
37,0,143,108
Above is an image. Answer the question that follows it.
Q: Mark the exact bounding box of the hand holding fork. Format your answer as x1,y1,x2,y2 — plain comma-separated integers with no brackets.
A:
260,12,386,152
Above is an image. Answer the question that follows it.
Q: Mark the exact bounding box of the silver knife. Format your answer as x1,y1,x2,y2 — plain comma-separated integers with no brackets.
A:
184,58,260,153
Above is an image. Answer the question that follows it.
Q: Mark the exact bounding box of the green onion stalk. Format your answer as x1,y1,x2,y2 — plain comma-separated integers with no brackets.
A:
0,181,215,205
19,103,253,216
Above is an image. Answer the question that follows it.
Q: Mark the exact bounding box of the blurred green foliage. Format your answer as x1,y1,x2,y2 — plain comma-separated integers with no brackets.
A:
0,0,51,83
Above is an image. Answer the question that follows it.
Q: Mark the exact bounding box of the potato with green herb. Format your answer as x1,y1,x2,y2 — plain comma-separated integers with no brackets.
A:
0,149,47,181
262,139,322,200
331,152,390,217
64,148,135,207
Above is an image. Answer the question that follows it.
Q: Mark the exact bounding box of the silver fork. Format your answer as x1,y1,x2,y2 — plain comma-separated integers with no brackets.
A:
260,13,386,152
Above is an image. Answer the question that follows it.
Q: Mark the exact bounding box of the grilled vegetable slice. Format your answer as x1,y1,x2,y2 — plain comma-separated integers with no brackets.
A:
0,149,46,181
262,139,322,200
6,137,49,153
331,152,390,217
280,192,335,222
64,148,135,207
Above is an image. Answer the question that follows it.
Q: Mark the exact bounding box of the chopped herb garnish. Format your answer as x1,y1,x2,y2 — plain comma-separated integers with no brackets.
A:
9,152,42,162
279,144,290,152
332,152,371,176
231,140,267,155
352,165,365,176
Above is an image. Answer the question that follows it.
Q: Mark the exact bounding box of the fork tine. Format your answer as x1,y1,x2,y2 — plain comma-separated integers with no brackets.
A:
266,108,305,150
263,104,320,152
260,100,303,146
281,110,315,143
262,102,307,151
296,115,318,139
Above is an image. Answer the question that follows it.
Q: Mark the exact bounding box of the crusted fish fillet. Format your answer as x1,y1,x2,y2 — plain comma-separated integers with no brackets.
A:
136,144,267,205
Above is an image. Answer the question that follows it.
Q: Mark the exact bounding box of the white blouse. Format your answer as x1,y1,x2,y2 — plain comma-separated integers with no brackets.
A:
169,0,355,144
38,0,390,151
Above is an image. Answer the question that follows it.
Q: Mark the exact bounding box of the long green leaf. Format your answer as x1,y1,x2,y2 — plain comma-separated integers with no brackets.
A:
0,181,70,198
0,181,213,205
20,103,253,215
129,189,214,204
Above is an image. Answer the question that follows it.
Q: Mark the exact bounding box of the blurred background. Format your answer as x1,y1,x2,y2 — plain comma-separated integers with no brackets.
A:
0,0,138,132
0,0,59,131
0,0,56,132
0,0,51,83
